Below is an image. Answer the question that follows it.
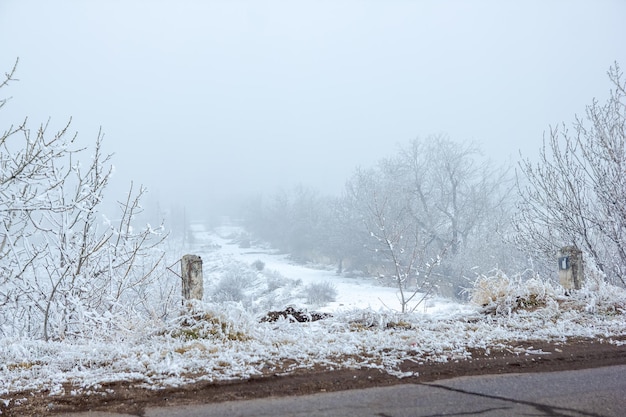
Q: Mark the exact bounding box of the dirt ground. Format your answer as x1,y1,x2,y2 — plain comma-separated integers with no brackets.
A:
3,336,626,417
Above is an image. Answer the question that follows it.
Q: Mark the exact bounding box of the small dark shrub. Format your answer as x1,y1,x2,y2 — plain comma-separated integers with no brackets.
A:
252,259,265,271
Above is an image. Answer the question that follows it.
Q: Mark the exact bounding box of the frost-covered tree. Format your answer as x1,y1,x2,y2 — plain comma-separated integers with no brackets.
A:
404,137,518,289
0,60,168,340
515,62,626,286
344,164,445,312
342,136,516,298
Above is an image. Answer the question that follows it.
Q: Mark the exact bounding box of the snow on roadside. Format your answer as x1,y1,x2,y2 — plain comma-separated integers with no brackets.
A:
1,223,625,409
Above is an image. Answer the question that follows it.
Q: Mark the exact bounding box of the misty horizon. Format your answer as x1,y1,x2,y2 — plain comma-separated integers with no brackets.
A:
1,1,625,221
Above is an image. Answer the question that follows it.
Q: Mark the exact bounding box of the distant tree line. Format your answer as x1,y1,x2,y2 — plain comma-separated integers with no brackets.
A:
244,63,626,295
244,135,525,300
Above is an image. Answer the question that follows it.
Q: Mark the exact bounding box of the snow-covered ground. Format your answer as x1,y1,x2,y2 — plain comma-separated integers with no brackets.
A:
1,223,625,410
207,224,473,317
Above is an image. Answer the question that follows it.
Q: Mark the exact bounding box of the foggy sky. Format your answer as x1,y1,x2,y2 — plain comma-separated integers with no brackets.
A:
1,1,625,219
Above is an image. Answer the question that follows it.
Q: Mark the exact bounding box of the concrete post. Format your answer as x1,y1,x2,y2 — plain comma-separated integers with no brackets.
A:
181,254,203,301
558,246,584,291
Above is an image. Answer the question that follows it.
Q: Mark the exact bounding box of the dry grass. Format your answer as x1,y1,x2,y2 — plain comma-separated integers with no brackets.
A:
166,302,250,342
469,269,626,317
470,271,560,315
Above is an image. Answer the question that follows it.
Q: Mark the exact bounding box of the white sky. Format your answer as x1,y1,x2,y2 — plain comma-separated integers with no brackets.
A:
1,1,625,217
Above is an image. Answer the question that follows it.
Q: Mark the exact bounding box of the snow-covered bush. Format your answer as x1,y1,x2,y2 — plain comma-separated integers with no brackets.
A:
560,266,626,315
252,259,265,271
212,262,261,303
207,258,301,313
166,301,250,342
0,62,168,340
340,308,409,331
264,268,298,292
303,281,337,306
469,267,626,318
469,270,560,315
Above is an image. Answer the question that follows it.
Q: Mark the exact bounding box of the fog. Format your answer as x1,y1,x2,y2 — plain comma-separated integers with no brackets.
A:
1,1,625,220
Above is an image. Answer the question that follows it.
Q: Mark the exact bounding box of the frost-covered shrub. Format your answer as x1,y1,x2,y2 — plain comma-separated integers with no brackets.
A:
469,271,510,307
206,258,305,313
0,74,168,340
470,267,626,317
212,262,260,303
263,268,295,292
340,309,405,331
167,301,250,341
253,269,304,312
469,270,559,315
304,281,337,306
560,267,626,315
252,259,265,271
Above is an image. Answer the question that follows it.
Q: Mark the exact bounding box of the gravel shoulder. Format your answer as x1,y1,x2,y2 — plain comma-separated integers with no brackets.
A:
4,336,625,417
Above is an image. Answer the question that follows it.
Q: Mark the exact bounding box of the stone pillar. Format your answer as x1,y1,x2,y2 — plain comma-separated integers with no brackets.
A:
181,254,203,301
558,246,584,291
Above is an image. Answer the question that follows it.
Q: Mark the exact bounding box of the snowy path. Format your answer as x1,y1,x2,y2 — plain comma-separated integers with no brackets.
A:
196,224,470,315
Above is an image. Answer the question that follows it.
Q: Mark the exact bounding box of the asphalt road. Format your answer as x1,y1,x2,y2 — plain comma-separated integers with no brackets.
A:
69,365,626,417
